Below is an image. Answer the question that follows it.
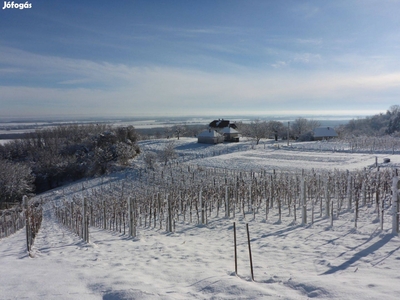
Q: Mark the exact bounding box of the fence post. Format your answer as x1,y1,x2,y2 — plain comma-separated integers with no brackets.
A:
128,196,134,236
225,186,230,218
199,190,204,225
325,177,330,217
167,194,172,232
233,222,237,275
103,200,106,230
392,177,399,234
133,197,138,237
347,171,352,210
82,197,88,242
301,176,307,225
246,223,254,281
23,195,30,252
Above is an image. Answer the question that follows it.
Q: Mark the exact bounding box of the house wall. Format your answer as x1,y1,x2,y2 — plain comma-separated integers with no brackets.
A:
198,136,223,144
224,133,239,142
314,136,336,141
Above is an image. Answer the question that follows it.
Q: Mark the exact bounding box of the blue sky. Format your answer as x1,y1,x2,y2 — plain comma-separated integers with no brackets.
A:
1,0,400,118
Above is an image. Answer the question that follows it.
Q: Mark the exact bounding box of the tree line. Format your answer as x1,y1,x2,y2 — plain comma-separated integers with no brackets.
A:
0,124,140,206
338,105,400,137
235,118,322,144
227,105,400,144
138,119,321,143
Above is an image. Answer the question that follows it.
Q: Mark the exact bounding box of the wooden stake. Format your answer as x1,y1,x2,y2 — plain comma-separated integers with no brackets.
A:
23,196,30,252
246,223,254,281
233,222,237,275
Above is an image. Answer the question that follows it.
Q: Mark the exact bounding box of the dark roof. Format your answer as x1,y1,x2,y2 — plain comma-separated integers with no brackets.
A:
209,119,237,129
313,127,338,138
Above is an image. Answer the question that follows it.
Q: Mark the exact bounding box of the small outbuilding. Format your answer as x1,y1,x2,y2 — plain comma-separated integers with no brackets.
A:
313,127,338,140
197,130,224,144
220,126,240,142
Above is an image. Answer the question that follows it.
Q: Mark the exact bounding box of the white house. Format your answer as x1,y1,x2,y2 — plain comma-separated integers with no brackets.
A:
197,130,224,144
220,126,240,142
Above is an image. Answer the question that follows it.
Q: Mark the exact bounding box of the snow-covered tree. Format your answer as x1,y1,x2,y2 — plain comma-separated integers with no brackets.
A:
158,141,177,165
267,120,285,141
0,159,34,204
144,151,158,170
291,118,320,140
242,119,268,145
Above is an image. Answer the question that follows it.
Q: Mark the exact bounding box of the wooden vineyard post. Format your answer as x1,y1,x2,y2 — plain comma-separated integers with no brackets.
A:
376,172,381,217
392,177,399,234
70,202,74,231
2,214,6,238
82,197,88,243
199,190,204,225
233,222,238,275
225,186,230,218
86,215,90,243
277,196,282,223
233,189,237,219
158,193,162,229
167,194,173,232
325,177,330,217
311,199,314,225
128,197,134,237
301,176,307,225
347,171,352,210
246,223,254,281
269,174,274,209
354,191,359,229
249,183,252,214
23,195,30,252
380,194,384,231
153,194,157,228
103,201,106,230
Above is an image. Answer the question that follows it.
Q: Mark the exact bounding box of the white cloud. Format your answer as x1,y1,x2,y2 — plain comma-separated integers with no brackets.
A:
293,53,322,64
271,61,289,69
0,47,399,117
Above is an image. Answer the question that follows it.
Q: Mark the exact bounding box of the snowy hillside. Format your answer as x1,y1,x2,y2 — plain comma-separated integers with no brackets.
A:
1,138,400,299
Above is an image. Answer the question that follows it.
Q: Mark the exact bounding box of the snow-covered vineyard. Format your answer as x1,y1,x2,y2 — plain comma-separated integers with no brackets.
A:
1,138,400,299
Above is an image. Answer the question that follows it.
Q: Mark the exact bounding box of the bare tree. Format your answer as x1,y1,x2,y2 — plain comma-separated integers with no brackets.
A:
291,118,321,140
242,119,268,145
158,141,177,165
144,151,158,170
291,117,308,139
308,119,321,131
389,105,400,115
172,125,186,140
267,121,285,141
163,126,173,139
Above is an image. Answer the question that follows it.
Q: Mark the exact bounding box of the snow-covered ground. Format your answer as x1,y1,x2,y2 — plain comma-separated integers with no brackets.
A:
140,137,400,172
1,138,400,299
0,139,13,145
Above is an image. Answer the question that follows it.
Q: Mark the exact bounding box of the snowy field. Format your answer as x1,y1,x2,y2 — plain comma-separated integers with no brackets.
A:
0,140,13,145
140,138,400,172
1,138,400,299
